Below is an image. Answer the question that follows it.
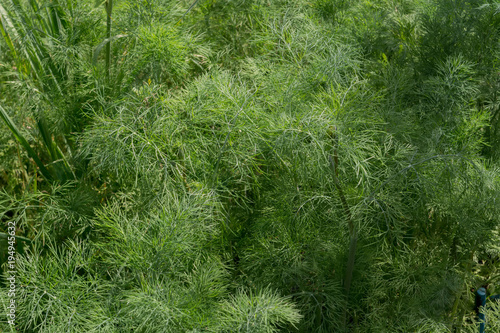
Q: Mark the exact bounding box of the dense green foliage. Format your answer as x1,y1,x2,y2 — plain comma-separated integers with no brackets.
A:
1,0,500,331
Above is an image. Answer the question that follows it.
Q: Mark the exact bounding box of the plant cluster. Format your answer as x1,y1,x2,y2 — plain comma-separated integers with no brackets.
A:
1,0,500,332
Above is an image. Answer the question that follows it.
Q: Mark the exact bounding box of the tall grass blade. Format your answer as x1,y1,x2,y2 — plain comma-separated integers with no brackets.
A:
0,105,53,181
0,9,16,58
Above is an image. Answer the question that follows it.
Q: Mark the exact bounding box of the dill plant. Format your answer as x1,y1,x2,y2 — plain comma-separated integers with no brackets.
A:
1,0,500,332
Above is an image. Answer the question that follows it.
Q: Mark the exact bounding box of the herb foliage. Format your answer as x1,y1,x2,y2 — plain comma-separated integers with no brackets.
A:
1,0,500,332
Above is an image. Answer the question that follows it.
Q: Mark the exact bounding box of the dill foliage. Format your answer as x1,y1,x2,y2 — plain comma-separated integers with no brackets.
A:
1,0,500,332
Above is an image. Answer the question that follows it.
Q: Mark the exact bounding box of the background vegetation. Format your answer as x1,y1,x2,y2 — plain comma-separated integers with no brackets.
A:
1,0,500,332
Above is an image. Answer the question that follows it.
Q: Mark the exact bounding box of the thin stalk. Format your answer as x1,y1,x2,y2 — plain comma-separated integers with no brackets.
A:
175,0,201,26
105,0,112,81
329,129,357,332
16,142,28,190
